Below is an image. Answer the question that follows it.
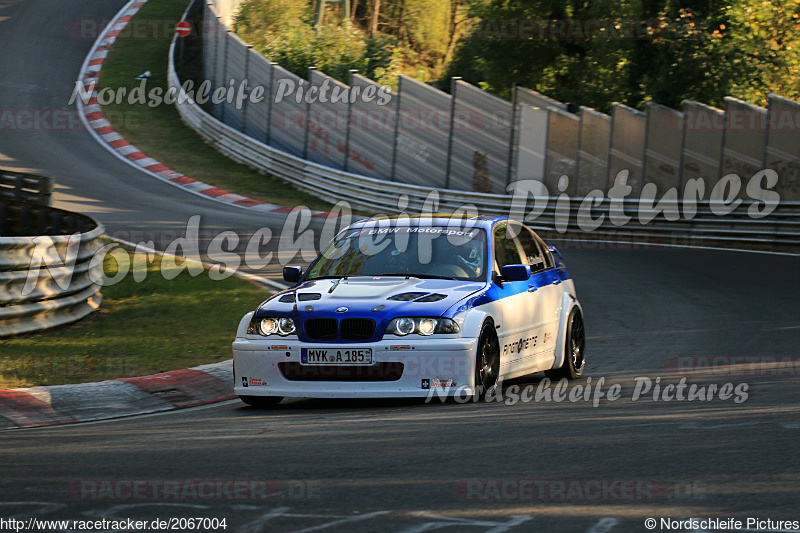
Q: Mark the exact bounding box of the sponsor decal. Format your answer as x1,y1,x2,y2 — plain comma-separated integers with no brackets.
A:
544,332,552,343
270,345,289,350
241,377,248,388
248,378,264,387
368,227,478,238
389,345,413,351
502,335,538,355
422,378,454,389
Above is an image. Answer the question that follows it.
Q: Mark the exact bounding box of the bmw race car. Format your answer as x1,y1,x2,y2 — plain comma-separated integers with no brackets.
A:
232,215,585,406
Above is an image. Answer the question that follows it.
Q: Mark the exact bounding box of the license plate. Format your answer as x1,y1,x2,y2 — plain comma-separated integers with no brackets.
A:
301,348,373,365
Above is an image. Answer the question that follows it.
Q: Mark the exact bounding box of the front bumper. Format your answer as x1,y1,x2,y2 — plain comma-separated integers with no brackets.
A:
232,335,478,398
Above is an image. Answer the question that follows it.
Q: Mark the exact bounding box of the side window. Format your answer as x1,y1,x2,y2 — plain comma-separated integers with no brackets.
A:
517,227,546,273
533,233,555,269
493,224,524,271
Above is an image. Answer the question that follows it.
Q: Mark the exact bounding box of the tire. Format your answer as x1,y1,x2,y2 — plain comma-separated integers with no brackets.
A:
545,307,586,380
239,395,284,408
474,321,500,400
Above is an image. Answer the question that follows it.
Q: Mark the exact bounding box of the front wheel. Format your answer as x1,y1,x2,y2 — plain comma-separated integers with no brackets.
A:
474,321,500,400
239,395,284,408
545,308,585,380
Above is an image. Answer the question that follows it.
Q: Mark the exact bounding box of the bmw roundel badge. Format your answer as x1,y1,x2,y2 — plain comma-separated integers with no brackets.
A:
336,306,349,313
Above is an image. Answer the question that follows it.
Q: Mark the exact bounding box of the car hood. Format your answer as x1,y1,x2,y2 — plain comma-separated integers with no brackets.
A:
257,276,486,317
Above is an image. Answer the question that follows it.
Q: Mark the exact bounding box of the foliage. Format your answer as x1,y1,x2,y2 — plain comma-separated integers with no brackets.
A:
235,0,798,110
720,0,800,106
234,0,471,87
639,0,800,109
254,23,373,82
443,0,800,112
233,0,308,34
403,0,451,65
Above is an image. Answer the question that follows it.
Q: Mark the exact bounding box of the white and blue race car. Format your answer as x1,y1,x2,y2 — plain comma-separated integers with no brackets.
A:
232,215,585,406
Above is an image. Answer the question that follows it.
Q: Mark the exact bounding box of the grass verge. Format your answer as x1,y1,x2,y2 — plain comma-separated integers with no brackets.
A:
96,0,334,212
0,248,268,389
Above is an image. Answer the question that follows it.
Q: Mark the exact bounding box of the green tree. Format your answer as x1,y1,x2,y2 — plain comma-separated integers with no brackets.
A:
234,0,307,34
443,0,800,111
723,0,800,106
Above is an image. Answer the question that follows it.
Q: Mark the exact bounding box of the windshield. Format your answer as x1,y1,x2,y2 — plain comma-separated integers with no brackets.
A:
305,226,487,282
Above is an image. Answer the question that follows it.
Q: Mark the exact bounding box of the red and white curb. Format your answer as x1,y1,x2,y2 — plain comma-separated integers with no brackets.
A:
0,361,236,430
76,0,340,218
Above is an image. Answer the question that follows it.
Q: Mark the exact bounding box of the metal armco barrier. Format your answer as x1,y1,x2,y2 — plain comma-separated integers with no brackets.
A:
0,168,54,205
1,196,105,337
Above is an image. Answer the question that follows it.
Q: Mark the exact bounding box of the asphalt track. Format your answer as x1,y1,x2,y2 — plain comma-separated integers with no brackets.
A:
1,0,800,532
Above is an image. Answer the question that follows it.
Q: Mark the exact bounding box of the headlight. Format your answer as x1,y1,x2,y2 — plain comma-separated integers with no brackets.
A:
434,318,460,334
278,317,296,335
395,317,415,336
418,318,437,336
248,316,296,336
259,318,278,335
387,317,460,336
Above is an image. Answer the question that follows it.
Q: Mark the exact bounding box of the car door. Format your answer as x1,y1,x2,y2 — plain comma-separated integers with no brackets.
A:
516,226,564,372
491,222,539,376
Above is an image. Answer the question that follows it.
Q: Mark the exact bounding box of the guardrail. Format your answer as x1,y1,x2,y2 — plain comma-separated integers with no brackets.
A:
167,35,800,251
1,196,105,337
0,168,54,205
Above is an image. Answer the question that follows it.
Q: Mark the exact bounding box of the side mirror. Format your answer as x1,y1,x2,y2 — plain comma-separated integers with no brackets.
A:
283,266,303,283
548,246,563,260
500,264,531,282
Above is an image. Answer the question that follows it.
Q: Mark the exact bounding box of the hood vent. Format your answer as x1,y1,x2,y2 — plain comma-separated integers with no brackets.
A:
414,293,447,302
388,292,428,301
278,293,295,303
298,293,322,301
